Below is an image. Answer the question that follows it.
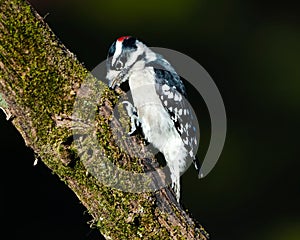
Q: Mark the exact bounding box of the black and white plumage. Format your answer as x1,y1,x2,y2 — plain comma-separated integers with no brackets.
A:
106,36,199,202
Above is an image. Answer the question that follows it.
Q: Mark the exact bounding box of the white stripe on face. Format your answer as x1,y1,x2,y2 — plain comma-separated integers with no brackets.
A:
112,40,123,66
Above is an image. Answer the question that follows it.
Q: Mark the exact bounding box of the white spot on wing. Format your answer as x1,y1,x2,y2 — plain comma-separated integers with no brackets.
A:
162,84,170,91
177,126,183,134
174,93,182,101
167,92,174,99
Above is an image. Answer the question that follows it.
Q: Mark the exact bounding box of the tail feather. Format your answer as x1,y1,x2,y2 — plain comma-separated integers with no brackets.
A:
171,173,180,202
193,155,201,170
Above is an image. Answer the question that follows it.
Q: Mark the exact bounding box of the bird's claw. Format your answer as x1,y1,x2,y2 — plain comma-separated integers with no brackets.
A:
122,101,140,135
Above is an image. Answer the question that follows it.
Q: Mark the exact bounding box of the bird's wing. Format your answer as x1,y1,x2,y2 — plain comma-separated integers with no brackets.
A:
153,68,199,162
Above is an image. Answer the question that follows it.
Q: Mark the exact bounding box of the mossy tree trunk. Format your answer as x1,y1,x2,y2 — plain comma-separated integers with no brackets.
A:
0,0,208,239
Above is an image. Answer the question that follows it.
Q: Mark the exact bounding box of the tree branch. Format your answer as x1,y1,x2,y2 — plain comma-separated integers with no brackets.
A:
0,0,209,239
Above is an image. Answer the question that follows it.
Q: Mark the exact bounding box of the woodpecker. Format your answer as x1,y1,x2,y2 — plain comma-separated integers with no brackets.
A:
106,36,199,202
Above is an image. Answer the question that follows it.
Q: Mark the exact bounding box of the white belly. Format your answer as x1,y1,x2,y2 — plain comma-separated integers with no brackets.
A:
128,69,187,173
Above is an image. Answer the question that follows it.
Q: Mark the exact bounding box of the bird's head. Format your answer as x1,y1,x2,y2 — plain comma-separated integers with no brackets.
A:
106,36,156,89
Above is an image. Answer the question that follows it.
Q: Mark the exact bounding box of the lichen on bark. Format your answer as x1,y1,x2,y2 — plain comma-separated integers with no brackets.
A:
0,0,209,239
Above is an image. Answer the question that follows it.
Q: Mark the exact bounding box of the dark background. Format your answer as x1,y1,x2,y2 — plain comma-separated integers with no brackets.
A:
1,0,299,239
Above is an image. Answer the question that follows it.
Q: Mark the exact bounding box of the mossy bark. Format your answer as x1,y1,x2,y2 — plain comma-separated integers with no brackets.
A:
0,0,209,239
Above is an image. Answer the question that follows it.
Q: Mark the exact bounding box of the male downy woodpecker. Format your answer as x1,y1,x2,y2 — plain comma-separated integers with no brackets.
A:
106,36,199,202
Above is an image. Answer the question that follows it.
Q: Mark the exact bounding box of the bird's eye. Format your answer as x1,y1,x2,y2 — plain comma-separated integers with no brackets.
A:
115,61,124,70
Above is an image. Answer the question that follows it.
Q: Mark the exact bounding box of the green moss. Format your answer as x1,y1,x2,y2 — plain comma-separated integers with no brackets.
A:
0,1,161,233
0,1,208,239
0,93,8,108
0,2,85,145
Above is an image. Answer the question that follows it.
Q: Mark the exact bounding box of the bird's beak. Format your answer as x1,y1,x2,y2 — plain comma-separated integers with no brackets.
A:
109,69,128,89
109,76,121,89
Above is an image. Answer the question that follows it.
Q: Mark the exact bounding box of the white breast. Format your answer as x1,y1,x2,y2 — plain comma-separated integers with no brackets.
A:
128,67,187,173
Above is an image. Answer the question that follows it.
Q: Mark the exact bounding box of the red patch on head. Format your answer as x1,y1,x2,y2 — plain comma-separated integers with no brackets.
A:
117,36,131,42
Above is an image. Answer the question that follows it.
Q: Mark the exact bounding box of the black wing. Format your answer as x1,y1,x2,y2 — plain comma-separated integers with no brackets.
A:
153,68,199,163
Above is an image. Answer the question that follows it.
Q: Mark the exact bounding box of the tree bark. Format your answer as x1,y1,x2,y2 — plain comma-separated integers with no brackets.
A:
0,0,209,239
